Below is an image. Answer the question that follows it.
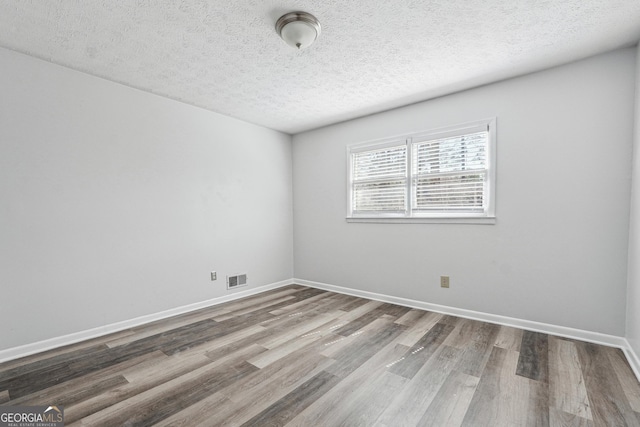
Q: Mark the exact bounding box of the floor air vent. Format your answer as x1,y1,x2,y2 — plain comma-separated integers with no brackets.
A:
227,273,248,290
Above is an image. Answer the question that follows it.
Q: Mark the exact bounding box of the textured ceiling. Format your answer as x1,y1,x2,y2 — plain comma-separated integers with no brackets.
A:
1,1,640,134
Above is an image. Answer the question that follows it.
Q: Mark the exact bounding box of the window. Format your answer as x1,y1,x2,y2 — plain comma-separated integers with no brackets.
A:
347,118,496,224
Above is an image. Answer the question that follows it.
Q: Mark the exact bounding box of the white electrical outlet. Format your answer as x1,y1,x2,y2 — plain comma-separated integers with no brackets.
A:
211,271,217,281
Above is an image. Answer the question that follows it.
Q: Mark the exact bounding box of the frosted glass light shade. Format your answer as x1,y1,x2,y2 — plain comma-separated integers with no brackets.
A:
280,20,317,49
276,12,321,50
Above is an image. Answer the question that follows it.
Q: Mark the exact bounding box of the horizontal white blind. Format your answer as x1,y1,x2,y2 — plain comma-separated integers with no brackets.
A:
352,145,406,212
412,131,488,212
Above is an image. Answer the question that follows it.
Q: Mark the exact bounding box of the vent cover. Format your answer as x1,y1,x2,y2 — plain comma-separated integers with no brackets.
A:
227,273,248,290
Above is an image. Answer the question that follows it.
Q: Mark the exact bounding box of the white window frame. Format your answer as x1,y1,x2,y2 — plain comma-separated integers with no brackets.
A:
347,118,496,224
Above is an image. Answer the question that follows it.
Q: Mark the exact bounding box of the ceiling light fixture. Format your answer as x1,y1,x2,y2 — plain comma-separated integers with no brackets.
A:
275,11,321,50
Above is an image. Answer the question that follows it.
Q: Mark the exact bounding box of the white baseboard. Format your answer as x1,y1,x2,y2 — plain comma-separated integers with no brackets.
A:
0,279,294,364
299,278,640,382
4,277,639,384
295,278,629,349
622,340,640,381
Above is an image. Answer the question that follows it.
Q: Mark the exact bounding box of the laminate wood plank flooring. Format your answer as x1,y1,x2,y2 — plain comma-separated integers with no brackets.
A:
2,284,640,426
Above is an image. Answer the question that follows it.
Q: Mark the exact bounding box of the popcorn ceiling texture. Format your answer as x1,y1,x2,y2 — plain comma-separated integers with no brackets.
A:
0,0,639,134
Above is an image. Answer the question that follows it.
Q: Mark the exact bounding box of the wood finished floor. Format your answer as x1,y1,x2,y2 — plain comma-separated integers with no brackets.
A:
2,285,640,426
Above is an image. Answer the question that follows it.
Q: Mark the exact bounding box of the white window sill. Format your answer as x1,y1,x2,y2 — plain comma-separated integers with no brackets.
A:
346,216,496,225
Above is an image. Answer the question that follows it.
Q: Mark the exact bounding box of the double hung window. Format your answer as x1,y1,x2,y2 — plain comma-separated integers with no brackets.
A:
347,118,496,223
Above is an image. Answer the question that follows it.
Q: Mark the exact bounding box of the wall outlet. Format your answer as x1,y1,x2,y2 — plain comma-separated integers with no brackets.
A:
210,271,217,281
440,276,450,288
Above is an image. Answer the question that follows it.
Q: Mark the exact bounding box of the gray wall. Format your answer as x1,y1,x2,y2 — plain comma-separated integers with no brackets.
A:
293,48,636,336
2,44,637,353
0,48,294,350
627,44,640,354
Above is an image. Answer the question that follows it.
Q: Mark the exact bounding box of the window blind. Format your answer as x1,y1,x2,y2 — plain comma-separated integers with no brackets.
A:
352,145,406,212
347,118,495,222
412,131,488,212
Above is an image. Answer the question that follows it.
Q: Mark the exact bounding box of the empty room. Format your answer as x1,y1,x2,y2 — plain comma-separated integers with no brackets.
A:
2,1,640,426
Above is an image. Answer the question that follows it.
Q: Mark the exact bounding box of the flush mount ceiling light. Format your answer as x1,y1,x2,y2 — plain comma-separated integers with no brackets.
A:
275,11,321,50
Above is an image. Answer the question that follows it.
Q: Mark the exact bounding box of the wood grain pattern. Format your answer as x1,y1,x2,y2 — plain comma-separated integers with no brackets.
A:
389,322,455,380
549,338,593,420
575,342,640,426
549,407,594,427
396,310,443,347
517,330,550,382
287,327,410,426
1,285,639,426
454,322,500,378
240,370,341,427
460,346,511,426
377,344,463,426
495,325,524,352
418,369,479,426
608,347,640,413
